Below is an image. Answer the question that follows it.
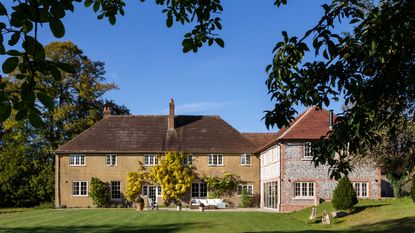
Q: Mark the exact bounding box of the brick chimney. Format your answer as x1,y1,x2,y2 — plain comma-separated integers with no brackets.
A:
168,98,175,131
103,106,111,118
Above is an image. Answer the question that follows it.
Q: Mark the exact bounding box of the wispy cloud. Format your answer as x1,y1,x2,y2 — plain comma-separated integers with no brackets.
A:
161,101,240,115
198,54,242,69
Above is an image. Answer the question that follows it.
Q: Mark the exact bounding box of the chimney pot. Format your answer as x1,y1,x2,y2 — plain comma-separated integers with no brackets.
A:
103,106,111,118
168,98,175,131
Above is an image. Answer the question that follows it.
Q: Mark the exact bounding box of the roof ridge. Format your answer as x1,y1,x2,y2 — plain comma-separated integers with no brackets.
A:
278,107,314,140
109,114,221,118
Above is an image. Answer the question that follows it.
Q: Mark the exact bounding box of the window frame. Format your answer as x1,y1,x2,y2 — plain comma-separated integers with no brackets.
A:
141,185,162,197
208,154,224,166
240,153,251,166
352,182,369,197
294,182,315,199
191,182,208,198
69,154,86,166
182,154,193,166
237,184,253,196
110,181,121,199
144,154,158,166
303,142,313,160
106,154,117,166
72,181,88,196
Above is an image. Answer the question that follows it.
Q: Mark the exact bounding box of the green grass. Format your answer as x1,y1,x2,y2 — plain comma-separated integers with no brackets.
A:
0,198,414,233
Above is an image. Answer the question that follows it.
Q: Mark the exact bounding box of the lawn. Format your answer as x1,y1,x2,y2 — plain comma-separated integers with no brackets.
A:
0,198,414,233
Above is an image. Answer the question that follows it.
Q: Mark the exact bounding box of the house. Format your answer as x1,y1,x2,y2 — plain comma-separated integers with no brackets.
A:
257,107,381,212
54,100,381,211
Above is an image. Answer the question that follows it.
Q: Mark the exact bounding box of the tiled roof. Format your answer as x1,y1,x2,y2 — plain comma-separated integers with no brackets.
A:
242,132,280,151
55,115,257,154
277,107,332,140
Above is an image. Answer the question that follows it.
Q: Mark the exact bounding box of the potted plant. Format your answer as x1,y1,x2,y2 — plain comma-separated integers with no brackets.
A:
199,203,205,212
135,196,145,211
176,201,182,211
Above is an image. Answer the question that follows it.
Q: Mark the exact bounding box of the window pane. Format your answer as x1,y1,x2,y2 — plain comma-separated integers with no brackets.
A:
142,185,148,196
73,182,79,195
111,181,121,199
302,183,307,196
191,183,199,197
218,155,223,165
208,155,212,165
80,156,85,165
246,155,250,164
80,182,87,195
157,186,162,196
295,183,301,197
309,182,314,196
362,183,367,197
200,183,207,197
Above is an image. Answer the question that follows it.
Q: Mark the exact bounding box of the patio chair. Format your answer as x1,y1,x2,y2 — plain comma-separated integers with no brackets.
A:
149,198,159,210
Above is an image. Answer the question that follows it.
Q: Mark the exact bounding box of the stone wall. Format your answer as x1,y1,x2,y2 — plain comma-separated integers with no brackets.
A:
280,141,381,212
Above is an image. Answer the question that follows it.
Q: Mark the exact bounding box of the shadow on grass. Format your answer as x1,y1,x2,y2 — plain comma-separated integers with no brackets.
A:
351,204,390,215
0,223,197,233
244,217,415,233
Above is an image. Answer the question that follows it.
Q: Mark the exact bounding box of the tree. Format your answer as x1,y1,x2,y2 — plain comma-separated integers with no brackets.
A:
0,122,53,207
0,0,223,127
332,176,358,211
148,152,194,205
125,162,148,202
0,41,129,207
366,121,415,197
265,0,415,178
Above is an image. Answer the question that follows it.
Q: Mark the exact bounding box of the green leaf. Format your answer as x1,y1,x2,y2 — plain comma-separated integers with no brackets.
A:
37,92,54,110
29,110,42,128
6,50,21,56
56,62,76,73
109,15,116,25
2,57,19,74
0,3,7,15
166,15,173,28
0,104,11,122
214,38,224,48
24,36,46,60
8,32,20,46
15,109,28,121
84,0,93,7
49,18,65,38
93,1,100,12
50,65,62,81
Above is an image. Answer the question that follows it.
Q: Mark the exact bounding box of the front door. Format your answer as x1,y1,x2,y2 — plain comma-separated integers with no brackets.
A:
148,186,157,204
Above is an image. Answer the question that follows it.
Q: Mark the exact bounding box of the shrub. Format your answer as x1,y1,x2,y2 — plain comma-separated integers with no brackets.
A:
332,176,358,210
411,176,415,202
35,202,54,209
89,177,110,208
239,189,250,208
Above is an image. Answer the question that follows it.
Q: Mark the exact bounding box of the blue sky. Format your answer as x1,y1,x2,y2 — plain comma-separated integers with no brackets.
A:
18,0,347,132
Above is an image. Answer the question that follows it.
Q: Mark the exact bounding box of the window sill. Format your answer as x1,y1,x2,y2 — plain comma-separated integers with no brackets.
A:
69,165,86,167
292,197,315,200
106,165,117,167
301,158,313,161
208,165,224,167
240,164,252,167
72,195,88,197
